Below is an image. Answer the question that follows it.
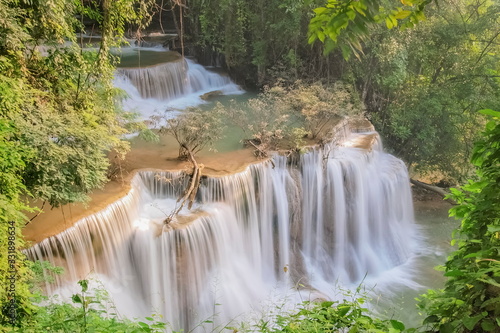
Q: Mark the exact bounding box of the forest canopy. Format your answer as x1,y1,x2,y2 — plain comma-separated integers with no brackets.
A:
186,0,500,180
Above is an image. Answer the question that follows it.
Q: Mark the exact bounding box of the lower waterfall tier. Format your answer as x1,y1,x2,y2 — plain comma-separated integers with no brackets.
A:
26,132,417,332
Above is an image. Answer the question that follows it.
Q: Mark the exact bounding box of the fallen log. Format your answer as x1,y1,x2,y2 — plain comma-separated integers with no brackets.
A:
246,139,268,158
410,178,456,205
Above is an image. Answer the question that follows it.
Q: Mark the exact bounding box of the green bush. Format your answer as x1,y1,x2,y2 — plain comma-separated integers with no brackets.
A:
418,110,500,332
2,279,166,333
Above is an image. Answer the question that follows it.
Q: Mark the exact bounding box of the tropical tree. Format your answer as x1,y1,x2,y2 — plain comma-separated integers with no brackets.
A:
187,0,317,85
0,0,154,325
419,110,500,332
159,106,226,160
0,120,34,325
362,0,500,179
310,0,500,179
222,85,294,157
308,0,432,59
287,81,361,140
221,82,362,157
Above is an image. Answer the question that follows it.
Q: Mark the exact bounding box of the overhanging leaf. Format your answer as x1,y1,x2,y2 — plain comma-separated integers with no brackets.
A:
463,315,483,330
487,225,500,233
71,294,82,304
479,109,500,118
390,319,406,330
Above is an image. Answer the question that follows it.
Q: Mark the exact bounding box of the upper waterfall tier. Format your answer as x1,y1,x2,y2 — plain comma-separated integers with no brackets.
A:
26,131,416,332
114,54,242,119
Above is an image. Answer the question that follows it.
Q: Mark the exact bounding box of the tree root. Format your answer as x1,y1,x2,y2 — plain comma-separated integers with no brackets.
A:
164,147,203,224
246,139,268,158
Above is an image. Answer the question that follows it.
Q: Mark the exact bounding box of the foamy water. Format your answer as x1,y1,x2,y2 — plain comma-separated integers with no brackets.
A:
114,54,243,122
26,129,424,331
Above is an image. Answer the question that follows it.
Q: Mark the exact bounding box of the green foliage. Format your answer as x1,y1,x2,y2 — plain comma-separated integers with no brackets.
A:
419,110,500,332
1,279,166,332
0,120,35,325
222,85,295,157
276,300,408,333
0,120,30,212
157,106,226,159
0,0,153,208
308,0,431,58
220,81,362,156
346,0,500,180
189,0,315,85
191,0,249,67
287,81,361,139
27,261,64,290
0,0,154,328
231,297,412,333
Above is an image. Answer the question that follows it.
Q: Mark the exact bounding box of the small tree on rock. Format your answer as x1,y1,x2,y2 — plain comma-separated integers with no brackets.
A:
222,81,363,157
288,81,361,140
154,106,225,223
159,106,226,160
223,85,299,157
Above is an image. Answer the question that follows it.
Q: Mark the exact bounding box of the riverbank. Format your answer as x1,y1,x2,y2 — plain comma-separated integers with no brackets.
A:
412,184,453,216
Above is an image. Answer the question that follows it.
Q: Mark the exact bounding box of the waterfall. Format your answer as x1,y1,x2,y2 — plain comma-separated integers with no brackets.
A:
114,57,242,119
26,131,416,331
118,60,190,100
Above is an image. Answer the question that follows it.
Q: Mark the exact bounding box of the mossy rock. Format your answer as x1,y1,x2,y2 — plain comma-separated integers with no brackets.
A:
200,90,223,101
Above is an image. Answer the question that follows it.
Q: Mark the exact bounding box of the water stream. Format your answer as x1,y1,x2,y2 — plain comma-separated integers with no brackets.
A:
25,51,452,331
26,130,423,331
113,48,243,120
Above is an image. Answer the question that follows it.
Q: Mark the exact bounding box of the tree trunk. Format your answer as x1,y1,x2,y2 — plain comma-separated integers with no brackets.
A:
410,178,456,205
164,146,203,224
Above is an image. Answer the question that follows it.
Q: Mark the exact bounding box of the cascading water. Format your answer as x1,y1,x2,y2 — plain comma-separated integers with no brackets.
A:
301,140,415,287
116,59,237,100
118,61,190,100
26,130,417,332
113,55,242,119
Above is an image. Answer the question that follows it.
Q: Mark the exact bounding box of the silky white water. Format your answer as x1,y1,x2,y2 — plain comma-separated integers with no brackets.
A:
26,129,420,332
114,55,243,120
